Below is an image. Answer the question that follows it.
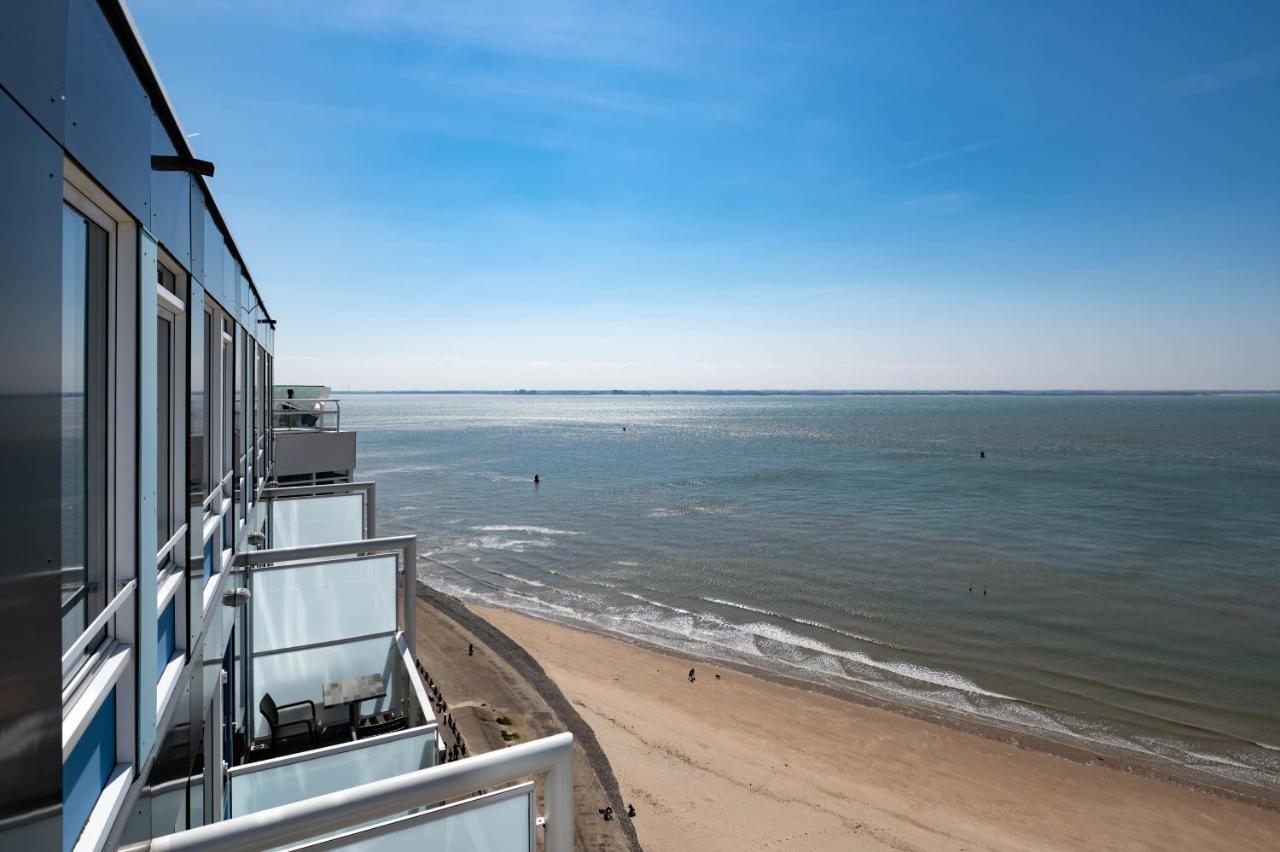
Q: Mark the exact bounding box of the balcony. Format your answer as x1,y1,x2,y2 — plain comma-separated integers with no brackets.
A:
120,482,575,851
124,733,570,851
273,398,342,433
243,484,423,759
272,392,355,487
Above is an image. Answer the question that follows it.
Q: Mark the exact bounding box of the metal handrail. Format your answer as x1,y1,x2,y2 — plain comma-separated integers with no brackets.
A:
272,398,340,432
61,579,137,679
120,731,575,852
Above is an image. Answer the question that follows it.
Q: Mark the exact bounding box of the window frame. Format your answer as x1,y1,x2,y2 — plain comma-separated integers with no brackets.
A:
60,179,119,687
155,254,187,573
60,159,138,852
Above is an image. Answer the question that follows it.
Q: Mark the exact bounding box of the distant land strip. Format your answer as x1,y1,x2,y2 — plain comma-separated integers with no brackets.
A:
332,389,1279,397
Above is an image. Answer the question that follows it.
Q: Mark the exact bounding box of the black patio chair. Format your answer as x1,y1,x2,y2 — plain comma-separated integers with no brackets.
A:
259,692,317,750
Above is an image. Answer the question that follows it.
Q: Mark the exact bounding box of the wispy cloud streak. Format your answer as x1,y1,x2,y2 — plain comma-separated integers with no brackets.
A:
892,192,974,214
1159,46,1280,99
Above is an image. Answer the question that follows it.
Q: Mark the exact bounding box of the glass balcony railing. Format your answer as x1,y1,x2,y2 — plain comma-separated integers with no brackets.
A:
293,782,535,851
120,732,573,852
229,726,438,819
249,553,405,741
273,398,341,432
263,481,376,547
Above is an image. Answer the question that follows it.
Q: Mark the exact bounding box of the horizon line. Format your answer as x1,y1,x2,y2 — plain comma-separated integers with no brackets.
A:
318,388,1280,396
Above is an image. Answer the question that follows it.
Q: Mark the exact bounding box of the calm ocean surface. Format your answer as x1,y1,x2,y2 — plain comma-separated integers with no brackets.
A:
346,393,1280,792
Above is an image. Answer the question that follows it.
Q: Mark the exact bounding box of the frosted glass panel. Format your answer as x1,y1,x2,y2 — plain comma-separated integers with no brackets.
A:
231,730,436,818
315,786,534,852
252,637,396,737
271,494,363,548
253,556,396,652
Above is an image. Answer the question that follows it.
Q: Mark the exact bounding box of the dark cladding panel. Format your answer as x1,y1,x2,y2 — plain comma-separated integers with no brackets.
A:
65,0,150,221
229,252,241,318
247,301,261,346
150,113,191,271
189,188,206,283
0,95,64,851
202,211,226,307
0,0,68,139
236,261,248,326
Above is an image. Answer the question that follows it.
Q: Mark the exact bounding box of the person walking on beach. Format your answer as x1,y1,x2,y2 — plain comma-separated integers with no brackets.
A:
688,667,696,683
468,642,474,656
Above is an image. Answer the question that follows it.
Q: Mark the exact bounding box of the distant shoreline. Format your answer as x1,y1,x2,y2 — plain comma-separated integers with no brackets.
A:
474,602,1280,850
467,599,1280,810
334,388,1280,397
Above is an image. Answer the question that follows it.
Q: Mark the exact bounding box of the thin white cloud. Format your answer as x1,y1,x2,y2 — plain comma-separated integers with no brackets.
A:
892,192,974,214
324,0,697,72
888,140,995,176
406,69,669,118
1160,46,1280,99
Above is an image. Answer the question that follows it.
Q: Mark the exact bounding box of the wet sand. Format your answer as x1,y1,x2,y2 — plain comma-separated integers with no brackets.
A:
475,605,1280,852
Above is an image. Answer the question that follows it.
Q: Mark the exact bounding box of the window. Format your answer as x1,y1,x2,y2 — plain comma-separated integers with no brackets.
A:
234,327,246,528
264,351,273,468
60,164,134,852
221,319,234,551
203,308,215,499
157,312,173,546
256,344,266,485
60,201,110,659
156,255,186,570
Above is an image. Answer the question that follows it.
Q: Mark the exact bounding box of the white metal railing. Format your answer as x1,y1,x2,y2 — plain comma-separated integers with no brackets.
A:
119,731,574,852
62,579,137,680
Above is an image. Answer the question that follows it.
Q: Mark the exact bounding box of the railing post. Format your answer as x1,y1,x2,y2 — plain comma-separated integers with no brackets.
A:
544,742,574,852
403,538,416,656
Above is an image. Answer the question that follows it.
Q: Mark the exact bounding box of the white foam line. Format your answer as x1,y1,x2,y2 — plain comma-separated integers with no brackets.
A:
703,596,904,650
487,570,545,589
418,572,1280,791
620,591,692,614
471,524,585,536
472,536,554,551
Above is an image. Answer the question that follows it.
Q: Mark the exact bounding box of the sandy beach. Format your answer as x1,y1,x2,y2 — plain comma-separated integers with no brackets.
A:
469,605,1280,852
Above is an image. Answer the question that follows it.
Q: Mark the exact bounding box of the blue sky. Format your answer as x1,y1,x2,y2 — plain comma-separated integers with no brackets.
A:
132,1,1280,390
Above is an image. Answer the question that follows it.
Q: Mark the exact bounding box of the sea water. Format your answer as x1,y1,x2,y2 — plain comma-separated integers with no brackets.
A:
346,392,1280,792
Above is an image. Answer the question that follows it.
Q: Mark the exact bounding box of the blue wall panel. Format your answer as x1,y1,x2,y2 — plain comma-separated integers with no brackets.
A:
62,690,117,852
157,598,177,679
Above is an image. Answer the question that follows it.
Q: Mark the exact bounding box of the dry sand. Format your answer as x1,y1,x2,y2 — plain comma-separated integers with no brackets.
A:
476,605,1280,852
414,594,639,852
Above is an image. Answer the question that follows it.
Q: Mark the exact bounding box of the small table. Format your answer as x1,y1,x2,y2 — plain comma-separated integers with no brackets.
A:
323,673,386,740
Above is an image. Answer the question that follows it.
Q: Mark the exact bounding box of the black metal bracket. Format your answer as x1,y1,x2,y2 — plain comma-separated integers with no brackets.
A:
151,154,215,177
